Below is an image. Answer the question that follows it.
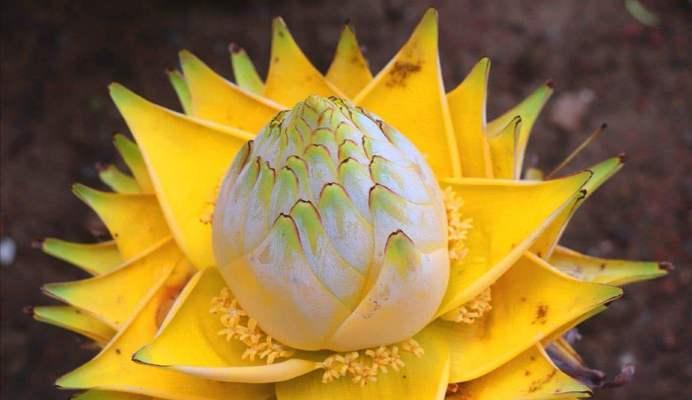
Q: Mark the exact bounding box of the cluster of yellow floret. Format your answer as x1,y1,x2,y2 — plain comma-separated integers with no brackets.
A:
210,288,295,364
443,187,473,262
210,287,426,385
443,288,492,324
442,187,492,324
318,339,424,386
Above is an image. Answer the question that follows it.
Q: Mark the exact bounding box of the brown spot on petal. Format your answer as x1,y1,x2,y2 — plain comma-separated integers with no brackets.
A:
528,370,557,392
386,61,421,88
155,284,185,328
533,304,548,325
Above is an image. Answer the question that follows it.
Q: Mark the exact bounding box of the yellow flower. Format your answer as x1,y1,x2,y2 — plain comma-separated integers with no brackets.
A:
36,9,668,400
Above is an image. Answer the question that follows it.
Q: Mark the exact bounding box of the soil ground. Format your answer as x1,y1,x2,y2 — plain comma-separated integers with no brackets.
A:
1,0,690,398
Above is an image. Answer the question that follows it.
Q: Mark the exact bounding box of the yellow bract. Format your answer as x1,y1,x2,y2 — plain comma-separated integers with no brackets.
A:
113,133,154,193
43,239,183,328
438,253,621,382
487,116,521,179
437,172,591,315
110,84,251,268
326,24,373,98
263,18,345,105
41,239,123,276
354,9,460,179
531,156,624,258
134,268,320,384
167,69,193,114
230,45,265,95
447,58,492,178
33,306,115,346
550,245,668,286
449,345,590,399
56,266,272,400
180,50,283,130
98,164,141,194
72,185,170,260
73,390,154,400
275,327,450,400
487,82,554,176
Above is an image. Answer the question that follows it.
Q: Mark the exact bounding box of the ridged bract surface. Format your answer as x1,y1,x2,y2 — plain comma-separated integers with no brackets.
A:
213,96,449,351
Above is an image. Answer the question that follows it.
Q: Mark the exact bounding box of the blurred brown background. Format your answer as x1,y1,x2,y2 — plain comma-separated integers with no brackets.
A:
1,0,690,398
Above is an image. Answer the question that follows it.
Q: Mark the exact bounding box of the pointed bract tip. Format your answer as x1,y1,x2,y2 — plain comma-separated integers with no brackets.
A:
423,8,439,20
229,42,242,54
178,49,196,64
617,152,628,163
659,261,674,272
108,82,137,105
54,373,74,390
340,20,356,38
476,57,492,76
273,16,287,30
108,82,126,93
40,283,56,297
31,238,45,249
131,348,149,364
545,79,555,89
22,305,35,316
416,8,439,34
600,122,608,130
71,182,85,193
71,183,96,202
94,162,108,172
112,133,128,145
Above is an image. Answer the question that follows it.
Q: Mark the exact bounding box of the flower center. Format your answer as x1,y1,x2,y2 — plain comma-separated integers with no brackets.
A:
210,287,424,386
212,96,449,352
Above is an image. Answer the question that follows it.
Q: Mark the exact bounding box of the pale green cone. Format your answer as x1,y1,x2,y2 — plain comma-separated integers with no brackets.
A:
213,96,449,352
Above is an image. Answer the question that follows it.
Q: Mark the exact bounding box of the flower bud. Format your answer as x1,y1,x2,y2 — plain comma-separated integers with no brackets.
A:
213,96,449,351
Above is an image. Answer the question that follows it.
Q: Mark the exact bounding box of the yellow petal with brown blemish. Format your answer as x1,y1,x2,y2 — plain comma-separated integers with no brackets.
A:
354,9,461,179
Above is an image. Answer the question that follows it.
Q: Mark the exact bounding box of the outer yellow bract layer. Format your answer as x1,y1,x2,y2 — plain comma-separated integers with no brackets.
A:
36,8,667,400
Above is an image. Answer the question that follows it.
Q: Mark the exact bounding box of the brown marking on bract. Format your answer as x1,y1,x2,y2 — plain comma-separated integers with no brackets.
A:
385,61,422,88
660,261,674,272
528,370,557,392
155,284,185,328
532,304,548,325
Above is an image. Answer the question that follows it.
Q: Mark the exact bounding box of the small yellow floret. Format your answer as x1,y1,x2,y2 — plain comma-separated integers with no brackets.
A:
318,339,424,386
210,288,294,364
212,290,425,386
443,187,473,262
442,288,492,324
